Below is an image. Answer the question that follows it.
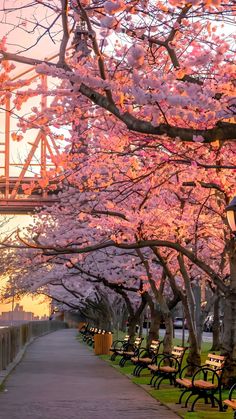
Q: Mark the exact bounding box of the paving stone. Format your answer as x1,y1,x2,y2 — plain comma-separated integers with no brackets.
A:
0,329,179,419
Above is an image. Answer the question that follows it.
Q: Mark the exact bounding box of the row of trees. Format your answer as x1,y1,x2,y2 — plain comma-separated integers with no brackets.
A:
0,0,235,376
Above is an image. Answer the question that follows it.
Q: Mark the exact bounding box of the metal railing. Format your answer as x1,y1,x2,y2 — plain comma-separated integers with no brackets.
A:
0,320,67,371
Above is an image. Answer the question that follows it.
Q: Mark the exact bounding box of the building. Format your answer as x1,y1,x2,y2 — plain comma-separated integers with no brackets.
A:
0,303,47,324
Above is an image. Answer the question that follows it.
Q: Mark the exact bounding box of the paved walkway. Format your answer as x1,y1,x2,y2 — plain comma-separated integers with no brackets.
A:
0,329,178,419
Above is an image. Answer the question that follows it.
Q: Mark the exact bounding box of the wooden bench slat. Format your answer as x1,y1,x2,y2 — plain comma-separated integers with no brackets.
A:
148,364,159,372
208,353,225,361
224,399,236,409
172,352,184,358
194,379,217,390
173,348,185,351
159,366,177,373
137,357,152,363
205,360,225,367
176,378,192,388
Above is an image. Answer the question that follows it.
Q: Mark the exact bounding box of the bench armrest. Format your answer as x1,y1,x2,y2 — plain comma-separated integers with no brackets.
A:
229,383,236,400
157,354,180,370
179,363,201,379
192,366,222,387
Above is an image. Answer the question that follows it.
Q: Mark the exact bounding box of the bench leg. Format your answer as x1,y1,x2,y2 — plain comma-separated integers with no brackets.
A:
189,394,202,412
150,373,158,386
177,388,190,405
133,364,139,376
209,394,215,407
110,353,116,361
213,394,223,412
155,375,166,389
119,357,124,367
184,391,195,408
136,365,145,377
152,374,160,388
120,357,128,367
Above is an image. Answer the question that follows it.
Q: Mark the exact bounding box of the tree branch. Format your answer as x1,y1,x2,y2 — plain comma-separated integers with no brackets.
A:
0,49,235,143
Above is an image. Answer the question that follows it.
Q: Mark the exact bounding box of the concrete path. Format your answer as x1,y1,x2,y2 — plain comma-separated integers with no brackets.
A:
0,329,178,419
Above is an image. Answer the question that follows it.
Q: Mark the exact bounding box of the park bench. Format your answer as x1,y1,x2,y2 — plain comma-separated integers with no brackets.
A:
82,326,94,342
119,336,143,367
148,346,188,389
78,323,88,336
176,353,226,412
84,327,97,345
131,339,162,377
224,383,236,418
110,335,130,361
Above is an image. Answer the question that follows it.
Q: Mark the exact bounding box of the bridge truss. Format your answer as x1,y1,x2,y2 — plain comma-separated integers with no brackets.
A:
0,54,66,214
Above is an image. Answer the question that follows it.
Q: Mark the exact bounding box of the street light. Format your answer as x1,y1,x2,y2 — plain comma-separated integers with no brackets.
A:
225,196,236,373
226,196,236,236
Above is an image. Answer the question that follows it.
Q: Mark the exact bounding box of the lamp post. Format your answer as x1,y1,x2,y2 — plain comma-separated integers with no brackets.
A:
226,196,236,237
226,197,236,290
225,196,236,362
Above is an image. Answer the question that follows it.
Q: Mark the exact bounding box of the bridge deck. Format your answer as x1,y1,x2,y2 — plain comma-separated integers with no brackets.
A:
0,329,177,419
0,198,58,213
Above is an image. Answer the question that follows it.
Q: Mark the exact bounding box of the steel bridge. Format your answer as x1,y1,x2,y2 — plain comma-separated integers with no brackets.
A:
0,53,65,214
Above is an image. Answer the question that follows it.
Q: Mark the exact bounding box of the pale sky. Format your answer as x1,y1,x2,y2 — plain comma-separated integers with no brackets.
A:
0,215,50,316
0,3,62,317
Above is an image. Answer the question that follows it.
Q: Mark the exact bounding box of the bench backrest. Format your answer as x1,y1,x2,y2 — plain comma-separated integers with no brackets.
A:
205,353,226,374
134,337,142,348
171,346,187,368
149,340,161,355
172,346,186,359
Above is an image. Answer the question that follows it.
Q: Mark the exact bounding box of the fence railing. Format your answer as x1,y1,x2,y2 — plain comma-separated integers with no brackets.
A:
0,320,67,371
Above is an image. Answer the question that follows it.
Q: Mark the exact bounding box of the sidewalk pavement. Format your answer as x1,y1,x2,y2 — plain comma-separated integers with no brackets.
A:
0,329,179,419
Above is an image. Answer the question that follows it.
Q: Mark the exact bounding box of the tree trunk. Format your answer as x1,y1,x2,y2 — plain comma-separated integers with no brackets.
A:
139,312,144,338
149,291,173,354
182,296,201,374
148,306,161,347
143,268,173,352
162,312,173,354
177,255,201,373
211,295,221,351
128,316,138,342
193,284,202,347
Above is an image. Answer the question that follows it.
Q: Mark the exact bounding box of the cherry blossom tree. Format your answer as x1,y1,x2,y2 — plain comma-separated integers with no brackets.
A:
0,163,227,365
0,0,235,147
4,140,232,363
0,0,236,375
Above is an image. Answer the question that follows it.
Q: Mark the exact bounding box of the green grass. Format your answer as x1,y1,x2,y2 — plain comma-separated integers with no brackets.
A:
77,331,234,418
99,352,232,418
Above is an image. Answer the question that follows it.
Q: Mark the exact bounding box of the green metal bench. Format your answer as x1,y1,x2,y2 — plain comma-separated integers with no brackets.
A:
110,335,130,361
176,353,226,412
131,339,162,377
148,345,188,389
224,383,236,418
119,336,143,367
